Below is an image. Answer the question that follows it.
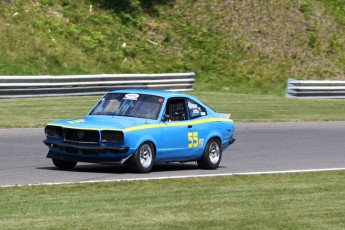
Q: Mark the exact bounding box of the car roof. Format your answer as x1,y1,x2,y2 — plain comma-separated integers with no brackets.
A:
110,89,190,98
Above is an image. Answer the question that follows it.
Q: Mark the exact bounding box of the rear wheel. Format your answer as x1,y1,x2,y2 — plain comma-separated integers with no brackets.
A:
52,158,77,170
197,139,222,169
128,142,155,173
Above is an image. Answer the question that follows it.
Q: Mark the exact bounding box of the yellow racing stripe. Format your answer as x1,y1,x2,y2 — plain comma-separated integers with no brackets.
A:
123,118,233,132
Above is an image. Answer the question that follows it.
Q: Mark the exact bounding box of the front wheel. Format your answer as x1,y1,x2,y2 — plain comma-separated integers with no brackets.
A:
197,139,222,169
128,142,155,173
52,158,77,170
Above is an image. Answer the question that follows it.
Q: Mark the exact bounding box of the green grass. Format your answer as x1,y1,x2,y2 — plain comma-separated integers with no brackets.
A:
0,92,344,128
0,0,344,94
1,171,344,229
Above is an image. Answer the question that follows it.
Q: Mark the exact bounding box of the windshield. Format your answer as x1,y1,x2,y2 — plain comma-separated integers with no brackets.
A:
89,93,164,120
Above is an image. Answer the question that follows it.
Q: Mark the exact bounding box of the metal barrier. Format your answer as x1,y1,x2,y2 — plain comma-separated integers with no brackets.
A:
0,72,195,98
286,78,345,99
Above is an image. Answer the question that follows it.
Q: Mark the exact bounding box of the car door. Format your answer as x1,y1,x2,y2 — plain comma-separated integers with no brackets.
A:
185,98,210,158
158,98,194,161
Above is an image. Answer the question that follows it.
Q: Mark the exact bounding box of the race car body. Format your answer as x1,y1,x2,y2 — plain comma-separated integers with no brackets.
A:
44,89,235,173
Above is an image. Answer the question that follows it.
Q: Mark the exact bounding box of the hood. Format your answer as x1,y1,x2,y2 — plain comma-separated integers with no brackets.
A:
47,115,158,131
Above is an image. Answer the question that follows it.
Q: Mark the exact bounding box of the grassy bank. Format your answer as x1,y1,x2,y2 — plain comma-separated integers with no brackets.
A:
0,0,344,94
0,92,344,128
1,171,344,229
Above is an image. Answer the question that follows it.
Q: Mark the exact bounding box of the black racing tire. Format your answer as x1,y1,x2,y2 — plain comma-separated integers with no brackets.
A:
52,158,77,170
197,138,222,170
128,142,155,173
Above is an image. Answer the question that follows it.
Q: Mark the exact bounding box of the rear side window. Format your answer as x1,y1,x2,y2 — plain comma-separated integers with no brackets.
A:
187,99,207,119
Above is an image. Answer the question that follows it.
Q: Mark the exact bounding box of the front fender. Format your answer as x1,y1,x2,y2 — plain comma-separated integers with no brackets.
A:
124,128,161,154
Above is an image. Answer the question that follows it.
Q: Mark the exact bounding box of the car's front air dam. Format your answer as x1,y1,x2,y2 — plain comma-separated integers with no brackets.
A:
43,139,129,153
46,151,131,164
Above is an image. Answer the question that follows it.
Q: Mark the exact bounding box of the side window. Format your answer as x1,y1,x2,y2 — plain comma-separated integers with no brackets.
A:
187,99,207,119
164,98,188,121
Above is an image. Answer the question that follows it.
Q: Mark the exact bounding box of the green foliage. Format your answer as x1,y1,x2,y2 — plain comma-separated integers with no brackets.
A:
319,0,345,25
40,0,55,6
308,32,319,49
0,0,344,94
300,1,313,16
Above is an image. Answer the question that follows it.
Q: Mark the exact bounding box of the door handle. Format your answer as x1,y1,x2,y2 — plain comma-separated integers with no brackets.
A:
188,125,192,128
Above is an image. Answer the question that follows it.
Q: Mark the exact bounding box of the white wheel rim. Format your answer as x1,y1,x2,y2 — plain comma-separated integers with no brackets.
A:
140,144,153,168
209,142,220,164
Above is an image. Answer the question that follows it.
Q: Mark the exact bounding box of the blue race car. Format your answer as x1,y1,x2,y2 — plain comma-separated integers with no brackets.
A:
44,89,235,173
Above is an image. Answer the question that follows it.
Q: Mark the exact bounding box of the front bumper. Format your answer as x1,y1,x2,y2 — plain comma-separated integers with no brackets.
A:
43,139,129,153
44,139,130,163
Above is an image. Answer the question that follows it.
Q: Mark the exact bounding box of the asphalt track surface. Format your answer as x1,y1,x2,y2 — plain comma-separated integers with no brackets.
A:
1,122,344,187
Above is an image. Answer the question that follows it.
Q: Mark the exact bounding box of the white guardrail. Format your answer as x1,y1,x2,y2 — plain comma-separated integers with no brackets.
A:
286,78,345,99
0,72,195,98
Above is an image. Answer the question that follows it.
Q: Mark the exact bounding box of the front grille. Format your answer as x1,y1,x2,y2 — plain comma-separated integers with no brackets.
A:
64,128,100,143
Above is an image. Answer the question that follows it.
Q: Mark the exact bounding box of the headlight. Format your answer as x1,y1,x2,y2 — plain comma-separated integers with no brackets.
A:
45,125,63,138
101,130,124,143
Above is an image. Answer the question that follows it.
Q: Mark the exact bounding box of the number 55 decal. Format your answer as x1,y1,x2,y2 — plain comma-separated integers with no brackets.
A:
188,132,198,148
